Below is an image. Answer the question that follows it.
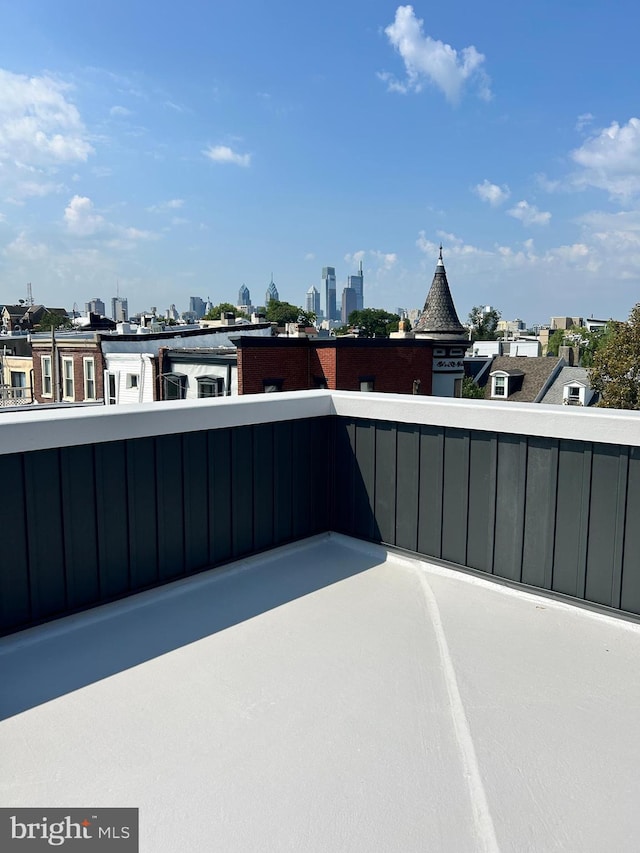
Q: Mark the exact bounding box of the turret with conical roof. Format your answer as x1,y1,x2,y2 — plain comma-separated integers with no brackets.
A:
413,247,467,340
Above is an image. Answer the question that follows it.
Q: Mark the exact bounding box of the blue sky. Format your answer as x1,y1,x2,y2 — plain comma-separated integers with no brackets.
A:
1,0,640,325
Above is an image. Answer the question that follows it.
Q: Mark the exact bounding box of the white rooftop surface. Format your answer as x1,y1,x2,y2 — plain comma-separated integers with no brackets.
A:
2,533,640,852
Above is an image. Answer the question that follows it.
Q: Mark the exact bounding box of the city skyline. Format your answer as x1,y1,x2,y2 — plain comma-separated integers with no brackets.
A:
1,2,640,323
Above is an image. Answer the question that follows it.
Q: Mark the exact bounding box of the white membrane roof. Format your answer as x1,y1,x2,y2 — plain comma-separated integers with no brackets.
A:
2,534,640,852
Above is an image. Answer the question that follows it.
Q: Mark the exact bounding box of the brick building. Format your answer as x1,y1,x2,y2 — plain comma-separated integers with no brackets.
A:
31,333,104,404
235,337,434,396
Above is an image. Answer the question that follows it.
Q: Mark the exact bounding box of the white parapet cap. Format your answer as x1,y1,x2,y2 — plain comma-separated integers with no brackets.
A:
1,390,640,455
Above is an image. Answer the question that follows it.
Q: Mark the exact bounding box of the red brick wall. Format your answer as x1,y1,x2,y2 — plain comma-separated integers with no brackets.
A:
237,340,433,396
336,346,433,395
312,348,337,389
32,345,104,404
237,346,309,395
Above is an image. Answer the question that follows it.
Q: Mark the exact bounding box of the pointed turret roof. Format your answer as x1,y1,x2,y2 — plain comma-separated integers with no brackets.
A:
413,247,466,339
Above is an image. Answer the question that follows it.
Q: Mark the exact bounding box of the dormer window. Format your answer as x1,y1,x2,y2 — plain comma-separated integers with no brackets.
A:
563,383,586,406
492,375,506,397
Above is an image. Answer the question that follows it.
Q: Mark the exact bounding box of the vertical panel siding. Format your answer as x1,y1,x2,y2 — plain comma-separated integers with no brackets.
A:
621,447,640,615
353,420,376,540
493,435,527,582
521,438,558,589
417,426,443,558
5,412,640,635
441,429,469,566
126,437,158,589
395,425,419,553
95,441,130,598
60,444,100,608
24,449,67,620
466,431,496,574
183,431,210,574
231,425,254,557
156,433,186,581
208,429,232,564
374,422,397,546
0,454,30,630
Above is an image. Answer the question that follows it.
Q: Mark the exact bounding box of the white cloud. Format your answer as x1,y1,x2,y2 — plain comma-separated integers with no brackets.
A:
0,69,93,166
64,195,105,236
571,117,640,197
63,194,157,245
575,112,594,132
372,250,398,269
344,250,365,265
110,105,132,118
3,231,48,260
146,198,185,213
203,145,251,167
380,5,491,103
474,179,510,206
507,200,551,226
304,252,316,261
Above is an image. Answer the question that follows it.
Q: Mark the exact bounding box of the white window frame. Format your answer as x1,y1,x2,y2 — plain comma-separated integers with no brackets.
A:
126,373,139,389
83,357,96,401
491,375,507,398
41,355,52,397
62,357,74,401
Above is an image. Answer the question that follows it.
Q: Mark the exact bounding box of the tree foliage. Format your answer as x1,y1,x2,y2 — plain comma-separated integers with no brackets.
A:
203,302,247,320
34,310,72,331
468,306,501,341
265,300,304,326
547,324,610,366
347,308,401,338
462,376,485,399
589,306,640,409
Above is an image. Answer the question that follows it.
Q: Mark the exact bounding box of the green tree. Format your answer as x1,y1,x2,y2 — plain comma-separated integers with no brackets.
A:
462,376,485,399
468,306,501,340
297,308,317,328
589,306,640,409
204,302,247,320
347,308,401,338
546,328,565,356
547,324,609,365
34,310,72,331
265,300,302,326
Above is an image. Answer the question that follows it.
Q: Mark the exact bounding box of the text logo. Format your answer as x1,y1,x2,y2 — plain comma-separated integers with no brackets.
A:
0,809,138,850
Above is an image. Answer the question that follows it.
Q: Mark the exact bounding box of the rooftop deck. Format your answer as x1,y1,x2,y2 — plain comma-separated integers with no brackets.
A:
2,533,640,851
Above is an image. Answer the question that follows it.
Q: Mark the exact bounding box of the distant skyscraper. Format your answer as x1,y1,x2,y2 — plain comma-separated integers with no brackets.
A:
347,260,364,311
306,285,320,317
341,286,358,324
111,296,128,322
189,296,206,319
238,284,251,307
265,275,279,305
322,266,337,321
85,297,105,316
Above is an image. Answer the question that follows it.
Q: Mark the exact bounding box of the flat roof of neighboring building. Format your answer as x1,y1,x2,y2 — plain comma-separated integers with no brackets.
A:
2,533,640,851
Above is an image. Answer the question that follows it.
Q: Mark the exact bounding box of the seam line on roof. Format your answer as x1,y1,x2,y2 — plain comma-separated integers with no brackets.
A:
417,569,500,853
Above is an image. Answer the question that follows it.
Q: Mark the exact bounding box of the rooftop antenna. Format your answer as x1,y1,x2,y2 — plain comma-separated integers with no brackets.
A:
26,282,34,306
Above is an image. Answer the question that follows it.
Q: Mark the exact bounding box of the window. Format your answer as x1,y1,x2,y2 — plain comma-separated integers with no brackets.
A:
565,385,583,406
313,376,328,389
263,378,283,393
450,349,464,357
107,373,117,405
197,376,224,398
83,358,96,400
492,375,506,397
126,373,139,389
62,358,74,401
359,376,375,392
434,348,446,357
41,356,52,397
10,371,26,399
163,372,187,400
